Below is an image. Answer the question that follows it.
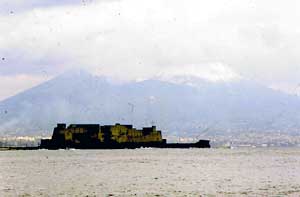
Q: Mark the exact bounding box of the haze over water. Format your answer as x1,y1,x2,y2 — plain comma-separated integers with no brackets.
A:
1,148,300,196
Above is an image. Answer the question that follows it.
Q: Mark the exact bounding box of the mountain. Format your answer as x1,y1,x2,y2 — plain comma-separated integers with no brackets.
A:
1,70,300,136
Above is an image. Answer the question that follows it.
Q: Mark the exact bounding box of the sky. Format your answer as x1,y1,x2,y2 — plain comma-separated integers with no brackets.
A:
1,0,300,101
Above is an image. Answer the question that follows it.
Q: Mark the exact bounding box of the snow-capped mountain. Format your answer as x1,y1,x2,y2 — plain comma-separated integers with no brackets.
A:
153,63,242,85
0,70,300,136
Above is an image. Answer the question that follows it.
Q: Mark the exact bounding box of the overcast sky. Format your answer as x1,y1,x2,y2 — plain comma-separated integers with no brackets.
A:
1,0,300,100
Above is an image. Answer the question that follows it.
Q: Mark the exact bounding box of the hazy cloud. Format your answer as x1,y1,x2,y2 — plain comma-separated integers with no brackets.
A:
1,0,300,98
0,0,100,15
0,74,50,101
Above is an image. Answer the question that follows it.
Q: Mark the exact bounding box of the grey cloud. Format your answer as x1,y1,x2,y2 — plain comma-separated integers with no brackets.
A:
0,0,81,15
0,0,119,15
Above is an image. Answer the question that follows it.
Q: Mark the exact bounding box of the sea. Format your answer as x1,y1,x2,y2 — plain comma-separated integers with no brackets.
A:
1,148,300,196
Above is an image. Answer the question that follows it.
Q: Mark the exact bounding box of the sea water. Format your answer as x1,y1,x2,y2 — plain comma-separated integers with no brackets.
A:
1,148,300,196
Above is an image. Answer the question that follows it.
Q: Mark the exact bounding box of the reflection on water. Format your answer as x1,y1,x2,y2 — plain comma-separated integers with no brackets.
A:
1,148,300,196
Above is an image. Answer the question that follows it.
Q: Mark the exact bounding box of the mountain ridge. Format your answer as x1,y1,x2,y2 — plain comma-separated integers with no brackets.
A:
0,71,300,136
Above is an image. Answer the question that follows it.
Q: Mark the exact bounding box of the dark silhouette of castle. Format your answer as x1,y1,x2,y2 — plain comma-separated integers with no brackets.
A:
40,123,210,149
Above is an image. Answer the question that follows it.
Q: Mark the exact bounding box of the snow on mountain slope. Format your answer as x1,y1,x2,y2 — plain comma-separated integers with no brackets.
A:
153,63,242,85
